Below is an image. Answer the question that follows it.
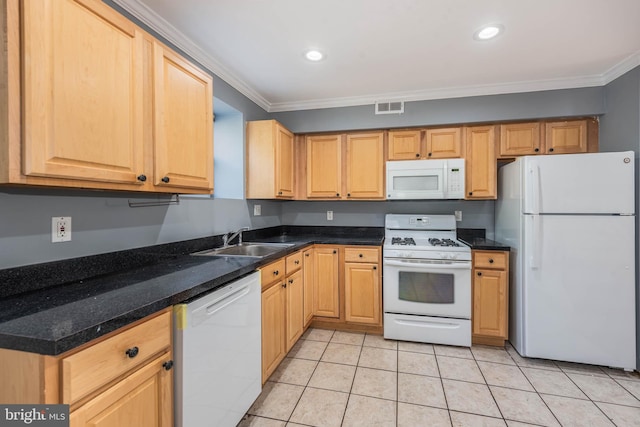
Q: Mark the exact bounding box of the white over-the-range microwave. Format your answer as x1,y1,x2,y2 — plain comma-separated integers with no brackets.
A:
386,158,465,200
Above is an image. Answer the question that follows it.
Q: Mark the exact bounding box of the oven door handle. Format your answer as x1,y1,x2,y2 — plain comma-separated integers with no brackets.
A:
383,259,471,269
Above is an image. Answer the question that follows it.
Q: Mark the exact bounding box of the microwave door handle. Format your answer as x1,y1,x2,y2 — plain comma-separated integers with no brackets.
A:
383,259,470,269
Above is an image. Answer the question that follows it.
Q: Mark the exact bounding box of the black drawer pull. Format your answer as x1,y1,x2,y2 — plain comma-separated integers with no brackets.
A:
373,266,377,270
161,176,170,183
273,270,279,275
489,259,494,264
163,360,174,371
549,148,555,153
477,272,483,277
415,153,420,157
333,250,337,254
534,148,540,152
136,174,147,182
125,347,139,358
294,260,300,265
359,254,363,258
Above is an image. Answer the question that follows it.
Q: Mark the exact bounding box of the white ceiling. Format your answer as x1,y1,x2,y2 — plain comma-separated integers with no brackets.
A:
115,0,640,112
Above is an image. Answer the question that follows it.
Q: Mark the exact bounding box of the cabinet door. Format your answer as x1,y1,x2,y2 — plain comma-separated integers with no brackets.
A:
499,123,541,157
70,353,173,427
425,128,462,158
313,247,340,318
388,130,421,160
344,262,380,325
22,0,144,184
346,132,384,199
262,282,286,382
473,269,508,338
465,126,497,199
303,249,314,325
275,124,295,198
154,42,213,191
285,270,304,351
306,135,342,198
544,120,587,154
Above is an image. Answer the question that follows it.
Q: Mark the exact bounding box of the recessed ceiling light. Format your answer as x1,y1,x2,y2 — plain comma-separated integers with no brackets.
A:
474,24,504,41
305,50,324,61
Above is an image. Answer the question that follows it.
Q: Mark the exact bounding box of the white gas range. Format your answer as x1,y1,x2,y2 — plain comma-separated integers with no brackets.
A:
383,214,472,347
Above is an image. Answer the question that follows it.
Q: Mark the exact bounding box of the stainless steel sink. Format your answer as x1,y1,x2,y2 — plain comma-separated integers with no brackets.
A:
191,242,295,258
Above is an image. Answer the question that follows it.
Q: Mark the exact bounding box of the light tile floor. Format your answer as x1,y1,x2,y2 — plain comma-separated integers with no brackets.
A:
240,329,640,427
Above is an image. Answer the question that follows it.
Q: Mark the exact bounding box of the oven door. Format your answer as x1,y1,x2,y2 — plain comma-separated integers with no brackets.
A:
383,258,471,319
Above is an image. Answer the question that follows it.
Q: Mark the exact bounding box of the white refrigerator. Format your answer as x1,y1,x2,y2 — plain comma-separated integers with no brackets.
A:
495,151,636,370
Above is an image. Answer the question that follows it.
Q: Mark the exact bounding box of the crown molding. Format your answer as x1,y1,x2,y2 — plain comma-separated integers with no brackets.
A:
602,51,640,85
111,0,271,112
268,74,607,112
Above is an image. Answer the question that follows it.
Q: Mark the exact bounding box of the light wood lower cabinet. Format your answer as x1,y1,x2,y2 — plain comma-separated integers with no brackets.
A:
472,250,509,346
344,262,380,325
261,275,286,383
261,251,305,383
303,248,315,326
312,246,340,318
0,309,173,425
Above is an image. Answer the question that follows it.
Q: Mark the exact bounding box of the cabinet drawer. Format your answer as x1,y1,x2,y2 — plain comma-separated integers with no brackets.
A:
261,259,286,289
62,311,171,405
474,251,508,270
344,247,379,263
286,251,303,274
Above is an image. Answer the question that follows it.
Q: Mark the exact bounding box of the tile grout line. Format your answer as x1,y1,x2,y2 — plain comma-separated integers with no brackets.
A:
470,345,507,423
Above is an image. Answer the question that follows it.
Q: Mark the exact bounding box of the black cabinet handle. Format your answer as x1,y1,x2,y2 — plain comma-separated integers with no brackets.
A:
347,193,351,197
161,176,170,183
333,250,337,254
428,153,432,157
305,253,310,257
549,148,555,153
534,148,540,152
373,266,377,270
468,192,473,196
136,174,147,182
336,193,340,197
294,260,300,265
273,270,279,275
477,272,483,276
489,259,494,264
163,360,174,371
282,282,286,288
125,347,139,358
359,254,363,258
415,153,420,157
289,279,294,284
278,191,283,195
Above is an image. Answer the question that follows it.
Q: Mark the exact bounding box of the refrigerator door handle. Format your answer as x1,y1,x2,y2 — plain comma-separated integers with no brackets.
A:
531,163,541,214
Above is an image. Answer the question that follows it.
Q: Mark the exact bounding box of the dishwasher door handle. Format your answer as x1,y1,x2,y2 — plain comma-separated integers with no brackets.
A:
205,284,251,316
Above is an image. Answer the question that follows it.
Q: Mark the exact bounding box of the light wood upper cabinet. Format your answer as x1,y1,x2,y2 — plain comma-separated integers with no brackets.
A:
545,120,587,154
425,127,462,158
388,130,422,160
472,251,509,346
21,0,145,185
153,42,213,191
499,122,541,157
346,132,384,199
313,247,340,318
246,120,295,199
306,134,342,198
465,125,497,200
0,0,213,194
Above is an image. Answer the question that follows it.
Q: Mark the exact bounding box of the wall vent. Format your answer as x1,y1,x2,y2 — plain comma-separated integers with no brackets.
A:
375,101,404,115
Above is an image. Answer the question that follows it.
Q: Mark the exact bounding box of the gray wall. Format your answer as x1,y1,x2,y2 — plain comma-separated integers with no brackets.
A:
600,66,640,370
273,87,605,133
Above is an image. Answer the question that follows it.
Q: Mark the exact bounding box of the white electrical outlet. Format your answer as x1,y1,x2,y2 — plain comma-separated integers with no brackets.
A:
327,211,333,221
52,217,72,242
253,204,261,216
454,211,462,222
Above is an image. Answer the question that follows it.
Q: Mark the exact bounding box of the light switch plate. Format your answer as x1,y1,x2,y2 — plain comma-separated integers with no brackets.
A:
454,211,462,221
327,211,333,221
253,204,261,216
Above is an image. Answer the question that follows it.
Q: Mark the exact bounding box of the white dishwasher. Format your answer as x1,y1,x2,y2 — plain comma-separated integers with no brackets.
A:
174,271,261,427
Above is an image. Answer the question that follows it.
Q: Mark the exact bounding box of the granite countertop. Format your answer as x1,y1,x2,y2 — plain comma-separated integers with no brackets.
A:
0,226,383,356
457,228,510,251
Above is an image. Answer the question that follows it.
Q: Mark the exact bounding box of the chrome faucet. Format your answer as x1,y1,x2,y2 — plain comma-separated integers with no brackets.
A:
223,226,250,247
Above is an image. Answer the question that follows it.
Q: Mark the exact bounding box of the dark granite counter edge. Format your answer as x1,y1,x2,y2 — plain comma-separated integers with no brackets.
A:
0,227,384,355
